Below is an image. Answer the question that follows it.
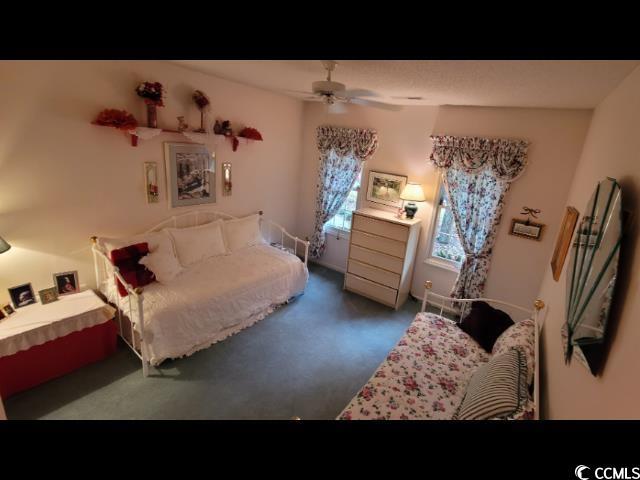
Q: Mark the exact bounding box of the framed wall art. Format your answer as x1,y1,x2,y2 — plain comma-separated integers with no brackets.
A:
164,142,216,208
509,218,544,240
550,206,579,281
366,171,407,208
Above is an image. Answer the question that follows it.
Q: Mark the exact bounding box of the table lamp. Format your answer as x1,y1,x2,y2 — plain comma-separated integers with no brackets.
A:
400,183,426,219
0,236,10,254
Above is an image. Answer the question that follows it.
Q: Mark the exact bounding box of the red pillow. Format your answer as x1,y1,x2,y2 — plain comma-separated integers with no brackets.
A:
109,242,155,297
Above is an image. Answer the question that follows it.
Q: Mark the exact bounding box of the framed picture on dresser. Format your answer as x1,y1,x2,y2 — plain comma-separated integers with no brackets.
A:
366,171,408,208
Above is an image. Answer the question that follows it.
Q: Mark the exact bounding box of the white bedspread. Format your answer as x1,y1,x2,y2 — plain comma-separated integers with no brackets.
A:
0,290,116,358
125,244,307,365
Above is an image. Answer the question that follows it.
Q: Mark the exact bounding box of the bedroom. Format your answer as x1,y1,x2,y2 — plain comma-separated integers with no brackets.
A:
0,58,638,423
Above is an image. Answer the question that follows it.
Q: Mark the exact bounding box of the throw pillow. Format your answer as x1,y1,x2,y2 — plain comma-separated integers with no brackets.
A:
458,301,514,353
493,318,536,386
110,242,155,296
166,220,228,267
453,347,530,420
223,214,264,252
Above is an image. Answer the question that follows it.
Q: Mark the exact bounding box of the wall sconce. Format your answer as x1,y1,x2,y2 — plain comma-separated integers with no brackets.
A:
144,162,159,203
222,162,232,196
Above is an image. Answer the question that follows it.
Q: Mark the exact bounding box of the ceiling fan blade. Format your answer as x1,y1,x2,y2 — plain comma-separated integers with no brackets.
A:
342,89,379,98
283,89,316,96
348,97,403,111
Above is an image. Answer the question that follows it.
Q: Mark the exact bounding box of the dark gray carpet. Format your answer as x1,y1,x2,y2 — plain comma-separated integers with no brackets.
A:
5,264,427,420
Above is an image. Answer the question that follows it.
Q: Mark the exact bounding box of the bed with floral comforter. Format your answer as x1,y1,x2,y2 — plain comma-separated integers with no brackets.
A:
338,312,491,420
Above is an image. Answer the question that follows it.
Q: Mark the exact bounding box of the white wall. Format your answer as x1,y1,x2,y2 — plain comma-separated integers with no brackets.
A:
297,102,592,308
0,61,304,300
538,65,640,419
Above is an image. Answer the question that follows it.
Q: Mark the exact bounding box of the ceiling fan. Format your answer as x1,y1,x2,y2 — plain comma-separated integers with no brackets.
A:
287,61,403,113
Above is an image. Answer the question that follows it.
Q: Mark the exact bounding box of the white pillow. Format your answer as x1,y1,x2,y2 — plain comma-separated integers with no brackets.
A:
99,230,173,255
139,248,184,284
138,230,183,283
223,214,264,252
167,220,228,267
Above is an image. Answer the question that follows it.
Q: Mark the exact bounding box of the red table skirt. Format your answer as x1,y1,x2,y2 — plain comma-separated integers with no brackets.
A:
0,320,118,399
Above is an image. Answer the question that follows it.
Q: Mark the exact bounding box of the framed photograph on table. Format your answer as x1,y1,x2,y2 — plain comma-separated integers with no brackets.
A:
164,142,216,208
54,271,79,296
366,171,407,208
8,283,36,309
38,287,59,305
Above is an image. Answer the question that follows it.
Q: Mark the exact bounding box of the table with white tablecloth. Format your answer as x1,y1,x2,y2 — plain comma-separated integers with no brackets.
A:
0,290,117,398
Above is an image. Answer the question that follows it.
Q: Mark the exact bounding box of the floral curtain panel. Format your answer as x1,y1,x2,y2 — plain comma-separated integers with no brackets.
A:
309,125,379,259
429,135,529,299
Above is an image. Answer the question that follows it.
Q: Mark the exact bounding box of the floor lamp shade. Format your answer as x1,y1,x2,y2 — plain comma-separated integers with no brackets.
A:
0,237,11,254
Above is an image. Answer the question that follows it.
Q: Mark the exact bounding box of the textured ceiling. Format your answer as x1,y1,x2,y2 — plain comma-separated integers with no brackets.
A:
171,60,639,109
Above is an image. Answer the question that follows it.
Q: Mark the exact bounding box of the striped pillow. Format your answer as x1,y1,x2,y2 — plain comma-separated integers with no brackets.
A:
453,347,530,420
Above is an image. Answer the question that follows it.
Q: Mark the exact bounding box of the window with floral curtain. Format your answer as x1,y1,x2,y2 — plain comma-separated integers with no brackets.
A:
429,135,530,299
309,125,378,259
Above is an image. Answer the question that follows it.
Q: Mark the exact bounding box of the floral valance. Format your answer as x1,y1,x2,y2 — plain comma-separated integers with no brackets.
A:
317,125,379,161
429,135,530,181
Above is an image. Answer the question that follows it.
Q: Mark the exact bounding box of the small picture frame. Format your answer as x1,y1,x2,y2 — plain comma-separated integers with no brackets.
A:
366,171,408,208
550,206,579,281
53,271,79,296
8,283,36,309
3,304,15,316
510,218,544,241
39,287,59,305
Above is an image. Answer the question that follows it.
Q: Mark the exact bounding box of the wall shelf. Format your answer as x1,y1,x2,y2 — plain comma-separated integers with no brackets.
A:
93,124,262,149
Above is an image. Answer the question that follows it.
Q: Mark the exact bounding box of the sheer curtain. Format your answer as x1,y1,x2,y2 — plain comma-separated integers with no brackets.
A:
309,125,378,259
429,135,529,299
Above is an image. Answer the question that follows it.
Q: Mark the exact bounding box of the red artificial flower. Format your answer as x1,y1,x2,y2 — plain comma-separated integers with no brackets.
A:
93,109,138,131
238,127,263,141
192,90,210,110
136,81,164,107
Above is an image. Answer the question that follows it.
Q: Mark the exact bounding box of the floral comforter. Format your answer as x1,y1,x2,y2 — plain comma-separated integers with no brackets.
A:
338,312,490,420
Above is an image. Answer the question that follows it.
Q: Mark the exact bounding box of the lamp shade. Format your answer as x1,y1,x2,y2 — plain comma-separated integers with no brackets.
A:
0,236,10,254
400,183,426,202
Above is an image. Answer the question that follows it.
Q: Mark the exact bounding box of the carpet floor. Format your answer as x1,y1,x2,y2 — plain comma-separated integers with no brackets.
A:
5,264,430,420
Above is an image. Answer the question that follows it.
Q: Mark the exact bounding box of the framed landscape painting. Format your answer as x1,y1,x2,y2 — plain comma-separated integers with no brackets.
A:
366,171,407,208
164,142,216,208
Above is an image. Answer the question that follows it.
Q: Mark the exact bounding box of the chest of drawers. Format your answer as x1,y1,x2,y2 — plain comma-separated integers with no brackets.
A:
344,208,421,309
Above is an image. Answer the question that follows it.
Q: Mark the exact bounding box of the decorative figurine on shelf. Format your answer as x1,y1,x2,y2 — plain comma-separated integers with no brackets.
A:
214,120,233,136
192,90,210,133
135,81,164,128
214,120,240,150
177,116,188,132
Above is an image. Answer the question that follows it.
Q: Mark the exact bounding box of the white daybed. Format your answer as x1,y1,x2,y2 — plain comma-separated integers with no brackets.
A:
91,210,309,376
338,281,545,420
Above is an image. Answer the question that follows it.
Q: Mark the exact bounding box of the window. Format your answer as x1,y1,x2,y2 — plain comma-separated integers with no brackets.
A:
430,183,465,267
325,170,362,232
